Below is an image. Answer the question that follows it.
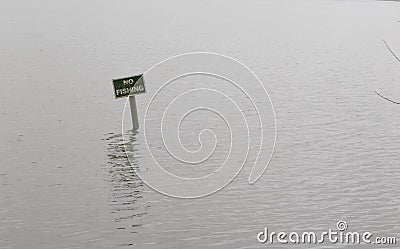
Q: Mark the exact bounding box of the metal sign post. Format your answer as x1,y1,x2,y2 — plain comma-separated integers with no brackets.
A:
129,95,139,129
112,74,146,129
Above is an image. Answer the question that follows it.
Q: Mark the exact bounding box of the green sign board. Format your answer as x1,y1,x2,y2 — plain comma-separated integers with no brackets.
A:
112,74,146,99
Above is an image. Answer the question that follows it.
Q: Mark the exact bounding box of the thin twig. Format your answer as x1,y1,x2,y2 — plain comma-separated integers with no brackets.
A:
383,39,400,64
374,40,400,104
375,91,400,104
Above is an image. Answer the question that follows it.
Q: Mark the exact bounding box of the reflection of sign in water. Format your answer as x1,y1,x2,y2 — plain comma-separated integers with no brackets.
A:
112,75,146,99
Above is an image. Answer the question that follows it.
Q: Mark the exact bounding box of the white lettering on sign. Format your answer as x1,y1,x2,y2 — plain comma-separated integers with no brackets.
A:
123,79,135,85
132,85,144,92
115,85,145,96
113,74,145,98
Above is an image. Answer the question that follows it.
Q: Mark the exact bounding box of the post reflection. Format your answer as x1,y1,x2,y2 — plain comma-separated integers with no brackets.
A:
104,130,148,232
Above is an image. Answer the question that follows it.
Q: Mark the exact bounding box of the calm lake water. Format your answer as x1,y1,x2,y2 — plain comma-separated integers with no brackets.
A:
1,0,400,248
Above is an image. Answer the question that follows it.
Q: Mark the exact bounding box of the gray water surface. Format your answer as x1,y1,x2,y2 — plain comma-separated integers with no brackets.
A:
1,0,400,248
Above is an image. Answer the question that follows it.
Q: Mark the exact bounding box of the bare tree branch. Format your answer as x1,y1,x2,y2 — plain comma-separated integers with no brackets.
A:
375,91,400,104
375,40,400,104
383,39,400,64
